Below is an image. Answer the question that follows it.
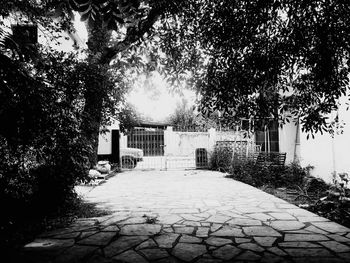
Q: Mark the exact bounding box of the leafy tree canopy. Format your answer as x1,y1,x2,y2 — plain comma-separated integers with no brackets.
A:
3,0,350,138
156,0,350,135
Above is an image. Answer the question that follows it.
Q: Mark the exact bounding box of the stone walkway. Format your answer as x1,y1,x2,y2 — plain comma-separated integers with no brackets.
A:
22,170,350,263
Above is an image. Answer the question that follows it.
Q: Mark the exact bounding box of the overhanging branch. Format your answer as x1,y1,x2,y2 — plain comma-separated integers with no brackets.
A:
100,6,162,64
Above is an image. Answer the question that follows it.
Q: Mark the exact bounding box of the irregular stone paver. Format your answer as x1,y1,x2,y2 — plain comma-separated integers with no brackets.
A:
195,258,222,263
196,227,210,237
51,231,81,239
172,243,207,261
183,221,201,226
261,252,285,263
21,170,350,263
236,250,261,261
268,212,296,220
211,225,244,237
319,241,350,253
77,231,116,246
154,233,179,248
171,208,199,214
298,216,330,222
85,254,115,263
285,229,310,234
220,210,249,218
206,215,230,223
238,242,265,252
104,236,148,257
113,250,147,263
120,224,161,236
119,217,147,225
235,237,251,243
205,237,233,246
136,239,158,250
284,233,329,242
210,223,222,232
253,237,276,246
181,214,203,221
270,220,305,231
329,234,350,243
212,245,241,260
243,226,282,237
102,225,120,232
162,227,174,233
248,213,275,221
78,230,100,240
179,235,202,243
267,247,288,256
294,258,345,263
305,225,330,234
279,241,322,248
312,222,350,233
174,226,194,234
284,248,333,257
227,218,262,226
158,214,182,225
285,208,318,217
139,248,169,260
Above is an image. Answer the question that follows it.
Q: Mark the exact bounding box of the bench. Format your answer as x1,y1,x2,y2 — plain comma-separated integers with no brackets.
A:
256,152,286,166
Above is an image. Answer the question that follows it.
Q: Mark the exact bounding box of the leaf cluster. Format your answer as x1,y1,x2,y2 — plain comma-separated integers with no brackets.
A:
157,0,350,135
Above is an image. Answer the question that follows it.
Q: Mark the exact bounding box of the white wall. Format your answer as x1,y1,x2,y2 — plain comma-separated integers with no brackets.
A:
300,99,350,183
164,128,211,156
97,120,120,155
279,120,299,164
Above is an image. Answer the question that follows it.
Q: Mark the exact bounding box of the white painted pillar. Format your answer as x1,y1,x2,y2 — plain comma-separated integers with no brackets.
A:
164,126,174,156
208,128,217,152
120,133,127,148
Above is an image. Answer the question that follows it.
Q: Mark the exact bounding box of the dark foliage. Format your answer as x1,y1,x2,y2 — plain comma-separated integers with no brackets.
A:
215,146,350,227
229,161,308,188
158,0,350,135
0,40,95,251
210,148,308,188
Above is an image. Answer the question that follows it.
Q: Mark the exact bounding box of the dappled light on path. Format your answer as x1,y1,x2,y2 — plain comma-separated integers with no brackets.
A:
23,170,350,262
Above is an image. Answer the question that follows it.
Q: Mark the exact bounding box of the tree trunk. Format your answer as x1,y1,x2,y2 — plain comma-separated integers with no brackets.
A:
81,84,105,167
81,20,111,167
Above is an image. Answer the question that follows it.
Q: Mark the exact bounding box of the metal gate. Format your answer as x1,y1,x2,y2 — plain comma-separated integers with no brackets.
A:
125,128,167,170
122,127,211,170
127,128,164,156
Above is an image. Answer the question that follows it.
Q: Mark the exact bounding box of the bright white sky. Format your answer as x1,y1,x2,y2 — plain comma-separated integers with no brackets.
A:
69,13,196,122
127,72,196,122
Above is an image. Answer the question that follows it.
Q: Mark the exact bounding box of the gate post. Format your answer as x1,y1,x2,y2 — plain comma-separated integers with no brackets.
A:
208,128,216,152
164,126,174,156
163,126,174,170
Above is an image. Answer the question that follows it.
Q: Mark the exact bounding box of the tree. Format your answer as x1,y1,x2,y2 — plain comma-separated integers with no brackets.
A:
2,0,189,165
158,0,350,135
167,97,219,130
117,102,142,132
56,0,187,165
62,0,184,165
0,25,96,250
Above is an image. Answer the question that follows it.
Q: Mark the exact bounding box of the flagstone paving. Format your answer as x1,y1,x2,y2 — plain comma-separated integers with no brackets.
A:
21,170,350,262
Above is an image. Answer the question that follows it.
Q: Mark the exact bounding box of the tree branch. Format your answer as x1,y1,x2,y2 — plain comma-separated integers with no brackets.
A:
99,6,162,65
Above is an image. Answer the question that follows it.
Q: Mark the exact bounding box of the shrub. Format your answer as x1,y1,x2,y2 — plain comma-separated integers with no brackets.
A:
210,147,309,188
228,160,309,188
0,49,92,252
209,147,233,172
